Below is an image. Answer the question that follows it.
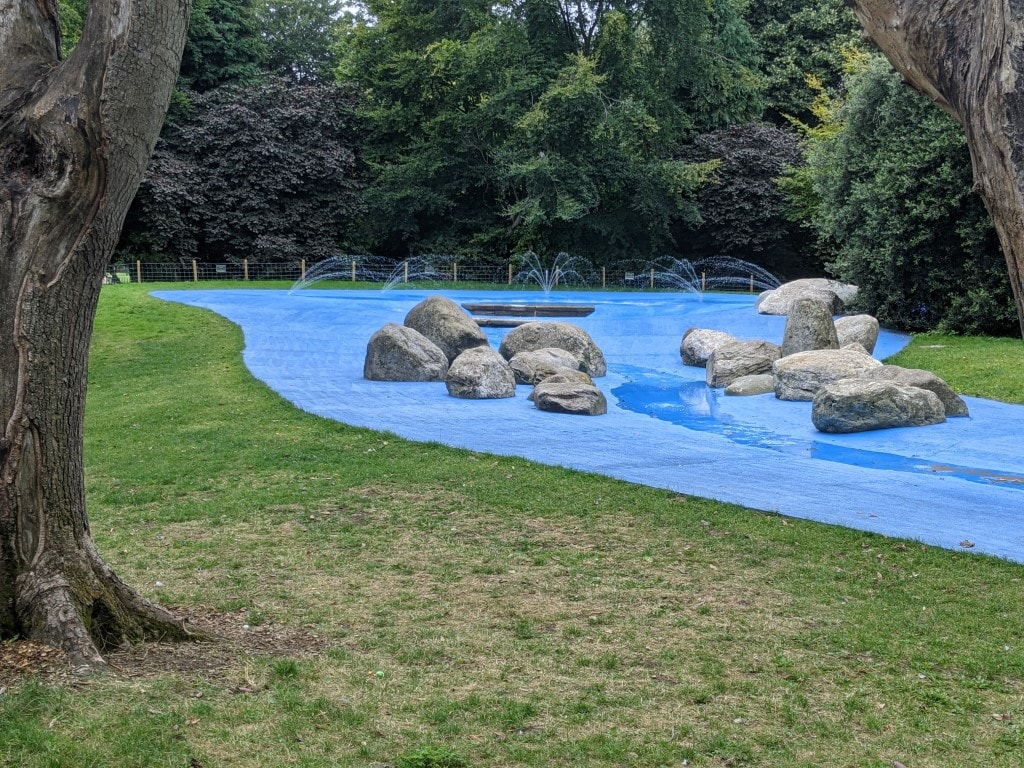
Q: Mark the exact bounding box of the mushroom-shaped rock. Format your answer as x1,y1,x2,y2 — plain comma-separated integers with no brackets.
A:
680,327,738,367
860,365,969,417
812,379,946,433
756,278,856,315
780,297,839,357
499,321,606,376
532,381,608,415
445,347,516,399
724,374,775,396
835,314,880,354
508,347,581,385
404,294,488,363
706,340,781,388
773,347,882,401
364,323,449,381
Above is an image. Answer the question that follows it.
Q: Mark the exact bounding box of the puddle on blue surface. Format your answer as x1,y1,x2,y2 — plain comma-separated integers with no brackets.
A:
612,369,1024,489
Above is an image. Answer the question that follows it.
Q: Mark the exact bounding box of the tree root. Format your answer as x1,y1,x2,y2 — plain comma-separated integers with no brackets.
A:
15,542,207,671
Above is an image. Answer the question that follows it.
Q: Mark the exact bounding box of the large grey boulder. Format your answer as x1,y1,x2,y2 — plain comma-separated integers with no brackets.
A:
812,379,946,433
773,347,882,401
508,347,581,384
780,297,840,357
364,323,449,381
706,340,781,388
756,278,856,315
680,327,738,367
532,381,608,415
835,314,880,354
725,374,775,396
404,294,489,363
860,365,969,417
499,321,607,376
445,347,516,399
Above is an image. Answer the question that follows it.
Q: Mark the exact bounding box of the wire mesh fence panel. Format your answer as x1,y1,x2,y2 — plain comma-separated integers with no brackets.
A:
107,257,776,293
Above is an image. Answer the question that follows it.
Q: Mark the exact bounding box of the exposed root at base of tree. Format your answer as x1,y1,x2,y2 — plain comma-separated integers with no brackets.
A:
13,541,205,671
1,606,330,687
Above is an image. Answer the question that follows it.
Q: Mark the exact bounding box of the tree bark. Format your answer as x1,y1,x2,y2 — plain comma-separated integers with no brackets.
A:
1,0,194,668
849,0,1024,338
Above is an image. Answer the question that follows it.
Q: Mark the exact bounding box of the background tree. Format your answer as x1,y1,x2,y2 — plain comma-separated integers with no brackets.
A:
673,121,818,280
1,0,194,666
178,0,267,92
849,0,1024,337
744,0,859,124
799,54,1015,335
338,0,762,260
258,0,345,83
119,79,366,264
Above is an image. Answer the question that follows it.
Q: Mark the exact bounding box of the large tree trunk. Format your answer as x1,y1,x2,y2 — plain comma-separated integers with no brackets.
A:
1,0,193,668
849,0,1024,337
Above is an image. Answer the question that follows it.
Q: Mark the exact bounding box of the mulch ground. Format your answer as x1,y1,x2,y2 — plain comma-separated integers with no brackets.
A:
0,606,328,689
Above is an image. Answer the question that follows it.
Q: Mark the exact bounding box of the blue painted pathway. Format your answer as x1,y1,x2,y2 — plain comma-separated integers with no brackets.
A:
153,288,1024,562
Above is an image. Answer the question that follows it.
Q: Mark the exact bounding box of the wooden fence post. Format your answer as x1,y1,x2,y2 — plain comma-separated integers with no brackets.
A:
650,268,655,289
351,259,356,282
244,259,249,281
602,266,606,288
192,259,198,282
136,260,142,284
301,258,306,281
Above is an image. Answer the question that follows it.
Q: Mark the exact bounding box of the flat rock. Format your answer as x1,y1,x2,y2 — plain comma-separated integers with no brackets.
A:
364,323,448,381
680,328,738,367
404,294,489,363
532,381,608,415
860,365,969,417
773,347,882,401
527,370,594,401
756,278,856,315
835,314,880,354
725,374,775,396
508,347,581,384
499,321,606,376
812,379,946,433
706,340,781,388
445,347,516,399
780,297,839,357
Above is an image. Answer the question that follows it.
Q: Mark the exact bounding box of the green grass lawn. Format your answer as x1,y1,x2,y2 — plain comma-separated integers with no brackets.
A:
3,285,1024,767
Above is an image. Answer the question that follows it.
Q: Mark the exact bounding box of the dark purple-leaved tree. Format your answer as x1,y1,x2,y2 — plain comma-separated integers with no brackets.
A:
849,0,1024,337
1,0,194,668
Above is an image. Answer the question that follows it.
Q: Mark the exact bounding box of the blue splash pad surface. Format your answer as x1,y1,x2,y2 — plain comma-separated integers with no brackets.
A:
153,288,1024,562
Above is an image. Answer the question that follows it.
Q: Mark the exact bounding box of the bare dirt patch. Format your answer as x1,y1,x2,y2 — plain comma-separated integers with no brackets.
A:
0,606,329,687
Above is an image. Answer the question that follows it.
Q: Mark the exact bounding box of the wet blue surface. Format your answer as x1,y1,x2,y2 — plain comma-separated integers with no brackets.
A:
613,370,1024,488
152,288,1024,562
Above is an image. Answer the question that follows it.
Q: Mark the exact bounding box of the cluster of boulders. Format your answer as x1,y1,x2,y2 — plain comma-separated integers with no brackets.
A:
364,295,608,415
683,279,969,433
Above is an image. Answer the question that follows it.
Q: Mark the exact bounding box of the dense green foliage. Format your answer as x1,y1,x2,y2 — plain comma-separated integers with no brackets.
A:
674,121,817,279
118,80,365,264
57,0,87,56
800,54,1016,335
338,0,764,261
258,0,346,83
178,0,268,92
745,0,859,124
